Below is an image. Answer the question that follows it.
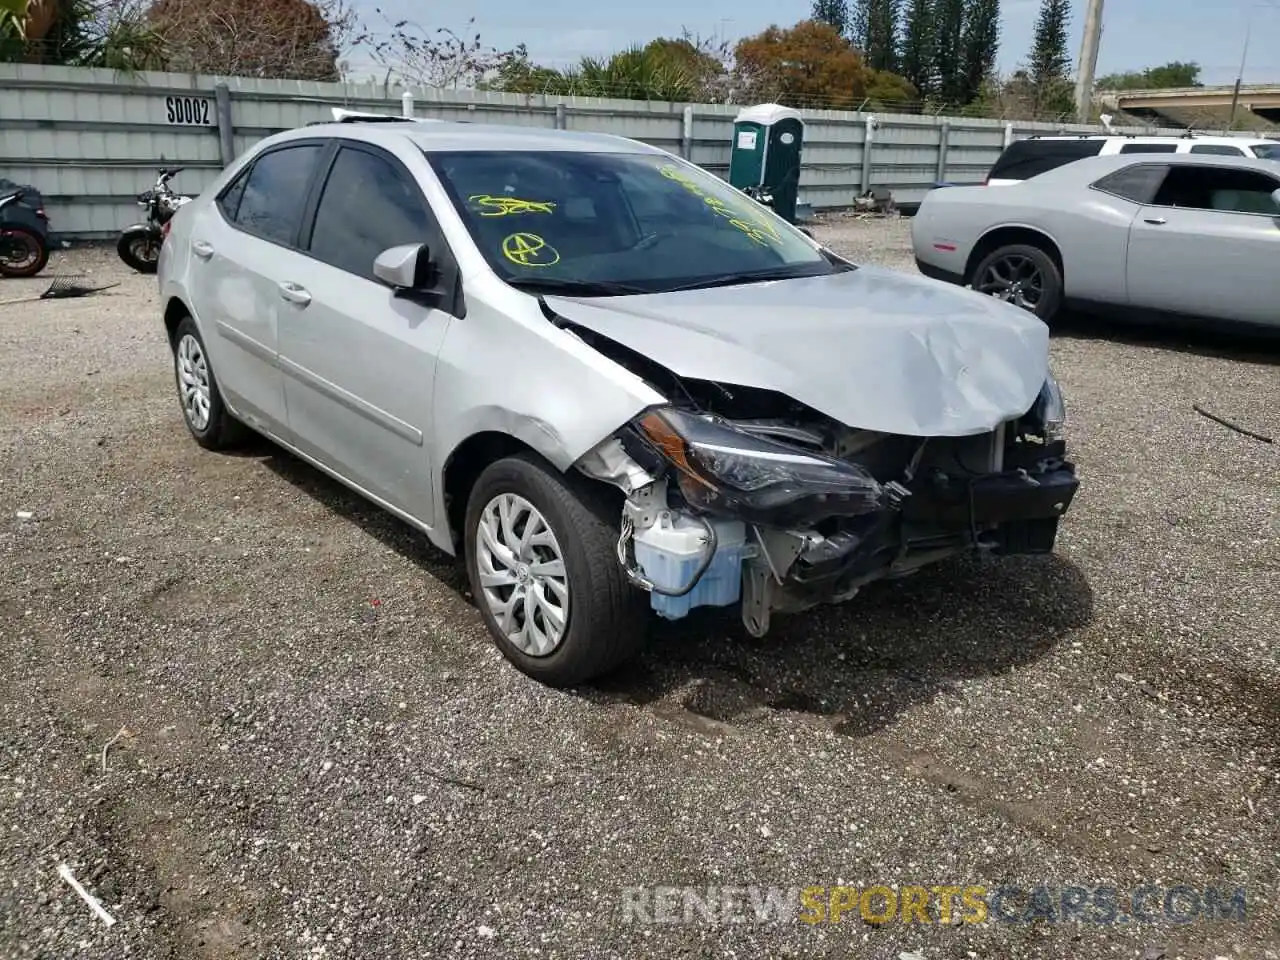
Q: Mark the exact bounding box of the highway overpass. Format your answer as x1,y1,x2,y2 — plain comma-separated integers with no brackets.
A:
1103,84,1280,131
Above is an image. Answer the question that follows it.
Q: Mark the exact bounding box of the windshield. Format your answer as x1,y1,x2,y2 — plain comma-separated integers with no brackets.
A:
426,150,835,294
1252,143,1280,160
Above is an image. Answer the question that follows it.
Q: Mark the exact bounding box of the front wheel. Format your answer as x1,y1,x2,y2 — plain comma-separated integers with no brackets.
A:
464,454,648,687
970,244,1063,323
117,228,160,273
0,225,50,278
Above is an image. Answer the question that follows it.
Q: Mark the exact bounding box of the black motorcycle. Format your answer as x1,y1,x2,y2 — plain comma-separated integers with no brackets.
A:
0,185,51,279
740,184,776,209
117,168,192,274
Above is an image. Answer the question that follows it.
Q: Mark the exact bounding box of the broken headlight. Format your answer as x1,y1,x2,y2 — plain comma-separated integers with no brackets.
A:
1035,371,1066,442
629,407,884,525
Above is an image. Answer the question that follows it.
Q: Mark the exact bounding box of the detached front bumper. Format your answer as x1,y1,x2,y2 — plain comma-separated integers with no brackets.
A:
778,457,1077,587
586,392,1080,638
899,461,1079,529
616,453,1079,636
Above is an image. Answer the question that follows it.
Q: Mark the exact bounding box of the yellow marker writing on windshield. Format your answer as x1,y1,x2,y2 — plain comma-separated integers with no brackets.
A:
502,232,560,267
469,194,556,217
658,164,781,246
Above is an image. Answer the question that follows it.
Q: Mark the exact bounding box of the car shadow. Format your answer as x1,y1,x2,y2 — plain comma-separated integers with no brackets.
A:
236,435,1094,738
233,436,470,595
584,552,1094,738
1053,308,1280,366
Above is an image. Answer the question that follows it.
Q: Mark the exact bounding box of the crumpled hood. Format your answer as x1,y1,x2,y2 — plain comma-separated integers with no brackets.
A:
544,265,1050,437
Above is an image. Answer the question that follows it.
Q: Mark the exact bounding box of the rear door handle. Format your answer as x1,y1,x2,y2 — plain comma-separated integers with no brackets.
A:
192,239,214,258
1143,217,1167,225
277,282,312,307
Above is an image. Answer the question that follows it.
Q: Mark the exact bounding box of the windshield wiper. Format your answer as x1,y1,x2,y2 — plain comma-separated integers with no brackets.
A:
505,277,651,297
659,264,844,294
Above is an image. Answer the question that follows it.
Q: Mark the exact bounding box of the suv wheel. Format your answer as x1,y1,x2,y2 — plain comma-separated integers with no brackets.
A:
172,316,244,450
464,454,647,687
971,243,1063,323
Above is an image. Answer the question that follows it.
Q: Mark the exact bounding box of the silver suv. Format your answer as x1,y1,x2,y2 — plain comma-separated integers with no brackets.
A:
158,115,1078,686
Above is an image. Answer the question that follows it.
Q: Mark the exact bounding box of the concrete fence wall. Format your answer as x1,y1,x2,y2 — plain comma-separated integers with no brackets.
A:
0,62,1194,240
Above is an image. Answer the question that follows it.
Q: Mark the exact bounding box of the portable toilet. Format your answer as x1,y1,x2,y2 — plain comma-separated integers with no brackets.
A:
728,103,805,223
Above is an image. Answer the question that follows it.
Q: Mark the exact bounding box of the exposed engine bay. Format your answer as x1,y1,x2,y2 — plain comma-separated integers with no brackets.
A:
563,309,1080,637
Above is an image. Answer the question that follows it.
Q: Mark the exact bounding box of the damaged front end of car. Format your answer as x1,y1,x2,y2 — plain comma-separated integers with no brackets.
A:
576,373,1078,637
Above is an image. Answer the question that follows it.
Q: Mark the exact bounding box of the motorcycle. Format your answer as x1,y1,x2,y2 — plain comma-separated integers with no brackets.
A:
741,184,776,209
117,168,192,274
0,186,51,279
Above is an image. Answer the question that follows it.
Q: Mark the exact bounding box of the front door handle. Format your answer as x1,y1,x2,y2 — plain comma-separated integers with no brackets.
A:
1143,217,1167,225
277,282,312,307
192,239,214,258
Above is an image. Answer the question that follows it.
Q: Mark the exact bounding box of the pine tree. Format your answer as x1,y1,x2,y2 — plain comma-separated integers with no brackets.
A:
847,0,870,49
811,0,850,36
960,0,1000,104
933,0,966,105
1028,0,1074,117
864,0,901,72
899,0,935,99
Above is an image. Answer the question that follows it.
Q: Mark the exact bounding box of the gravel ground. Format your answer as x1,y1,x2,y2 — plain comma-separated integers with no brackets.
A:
1,224,1277,960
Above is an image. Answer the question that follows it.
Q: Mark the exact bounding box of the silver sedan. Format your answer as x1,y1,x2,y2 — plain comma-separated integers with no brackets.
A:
158,116,1076,687
912,152,1280,328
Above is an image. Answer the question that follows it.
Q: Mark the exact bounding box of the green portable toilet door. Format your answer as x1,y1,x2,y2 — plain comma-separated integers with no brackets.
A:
728,122,768,190
763,117,803,223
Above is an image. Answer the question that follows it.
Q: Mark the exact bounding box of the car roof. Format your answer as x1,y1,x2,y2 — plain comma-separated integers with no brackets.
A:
1027,150,1280,184
1022,133,1274,146
269,119,667,156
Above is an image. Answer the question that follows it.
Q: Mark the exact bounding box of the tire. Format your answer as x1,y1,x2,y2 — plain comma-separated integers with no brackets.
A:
970,243,1063,323
171,316,245,450
0,225,50,278
464,454,648,687
117,229,160,274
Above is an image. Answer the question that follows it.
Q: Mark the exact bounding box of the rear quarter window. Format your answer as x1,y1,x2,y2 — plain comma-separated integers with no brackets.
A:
1190,144,1247,156
1091,163,1168,203
988,139,1105,181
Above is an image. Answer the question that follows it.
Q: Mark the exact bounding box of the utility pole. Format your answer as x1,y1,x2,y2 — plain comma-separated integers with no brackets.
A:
1228,10,1255,129
1073,0,1105,123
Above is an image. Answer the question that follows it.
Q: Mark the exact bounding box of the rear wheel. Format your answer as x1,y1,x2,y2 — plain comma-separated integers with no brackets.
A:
970,243,1063,323
464,454,647,687
172,316,244,450
0,225,49,278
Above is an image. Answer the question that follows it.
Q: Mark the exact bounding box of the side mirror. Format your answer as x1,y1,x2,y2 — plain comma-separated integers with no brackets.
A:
374,243,436,291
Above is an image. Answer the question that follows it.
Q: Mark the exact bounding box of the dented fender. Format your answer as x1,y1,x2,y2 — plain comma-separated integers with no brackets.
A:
425,289,665,553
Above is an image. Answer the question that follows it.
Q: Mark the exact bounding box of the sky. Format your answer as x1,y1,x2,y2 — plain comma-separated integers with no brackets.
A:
349,0,1280,88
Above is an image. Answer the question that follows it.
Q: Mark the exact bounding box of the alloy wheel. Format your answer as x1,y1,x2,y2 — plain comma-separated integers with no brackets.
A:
475,493,570,657
976,253,1045,311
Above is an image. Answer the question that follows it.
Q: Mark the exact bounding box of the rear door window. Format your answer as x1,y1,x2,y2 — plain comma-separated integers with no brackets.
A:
231,143,325,247
988,139,1105,181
